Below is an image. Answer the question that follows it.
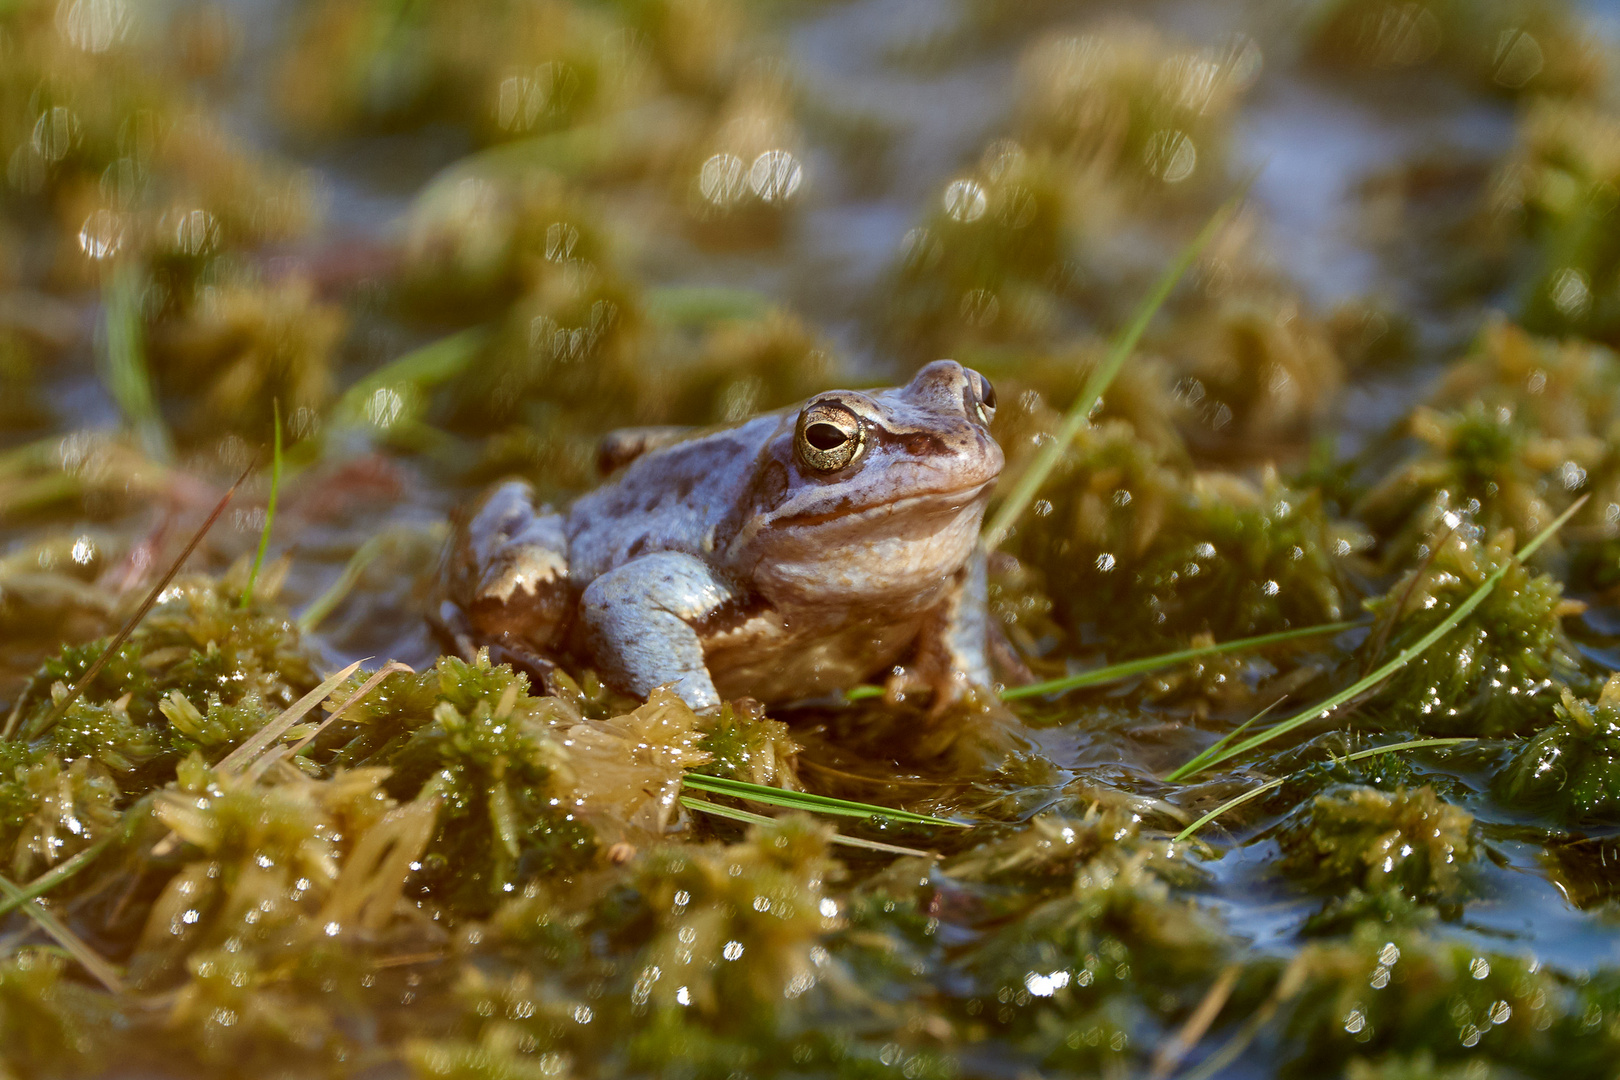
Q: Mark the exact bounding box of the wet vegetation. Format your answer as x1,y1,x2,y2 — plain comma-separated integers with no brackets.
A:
7,0,1620,1077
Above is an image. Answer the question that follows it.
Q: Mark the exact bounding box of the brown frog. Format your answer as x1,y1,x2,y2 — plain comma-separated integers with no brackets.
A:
440,360,1003,710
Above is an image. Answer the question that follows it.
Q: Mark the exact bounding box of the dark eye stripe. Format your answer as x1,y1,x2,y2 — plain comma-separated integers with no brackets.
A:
867,427,951,457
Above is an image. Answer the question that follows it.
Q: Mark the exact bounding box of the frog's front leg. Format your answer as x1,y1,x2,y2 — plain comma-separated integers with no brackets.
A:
577,551,739,710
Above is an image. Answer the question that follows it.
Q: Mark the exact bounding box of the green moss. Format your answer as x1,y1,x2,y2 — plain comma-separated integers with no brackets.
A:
0,753,120,881
1275,923,1592,1077
0,949,114,1075
1012,421,1362,651
1358,528,1585,736
1356,323,1620,566
947,811,1234,1073
1275,785,1474,902
1497,676,1620,824
1307,0,1602,98
383,685,595,914
694,699,798,787
1498,100,1620,344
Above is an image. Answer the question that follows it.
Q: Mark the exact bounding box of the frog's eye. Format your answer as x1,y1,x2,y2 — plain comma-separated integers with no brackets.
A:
968,371,997,424
795,403,864,472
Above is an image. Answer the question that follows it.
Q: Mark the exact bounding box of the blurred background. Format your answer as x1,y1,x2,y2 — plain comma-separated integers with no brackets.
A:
5,0,1620,693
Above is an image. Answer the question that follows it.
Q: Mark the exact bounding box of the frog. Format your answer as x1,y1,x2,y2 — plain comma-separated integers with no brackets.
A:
438,360,1004,711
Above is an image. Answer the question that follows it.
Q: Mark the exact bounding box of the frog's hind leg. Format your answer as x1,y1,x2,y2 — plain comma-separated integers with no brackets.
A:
442,480,574,667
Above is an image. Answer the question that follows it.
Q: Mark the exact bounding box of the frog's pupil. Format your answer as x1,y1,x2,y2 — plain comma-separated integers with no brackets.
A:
980,379,997,410
805,422,848,450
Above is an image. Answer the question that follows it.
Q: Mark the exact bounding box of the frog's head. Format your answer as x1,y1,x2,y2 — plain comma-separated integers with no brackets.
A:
726,360,1004,608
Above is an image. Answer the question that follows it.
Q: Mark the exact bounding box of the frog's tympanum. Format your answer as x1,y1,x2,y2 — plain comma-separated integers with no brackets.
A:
441,361,1004,710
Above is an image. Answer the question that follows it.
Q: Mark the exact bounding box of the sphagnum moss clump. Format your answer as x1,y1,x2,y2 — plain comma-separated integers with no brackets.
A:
1497,674,1620,824
1274,784,1475,903
1358,527,1588,736
1010,419,1363,653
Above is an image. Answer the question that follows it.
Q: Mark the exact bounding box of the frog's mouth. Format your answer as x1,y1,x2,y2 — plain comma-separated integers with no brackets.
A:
771,476,998,530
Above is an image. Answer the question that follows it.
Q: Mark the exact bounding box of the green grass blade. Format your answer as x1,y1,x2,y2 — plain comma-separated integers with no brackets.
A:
1000,622,1356,701
0,838,114,922
297,533,387,633
0,793,154,921
334,327,488,431
0,872,124,992
1166,499,1585,783
240,400,282,609
682,773,968,827
680,797,934,857
1173,738,1474,842
843,620,1351,704
101,263,172,465
980,194,1243,551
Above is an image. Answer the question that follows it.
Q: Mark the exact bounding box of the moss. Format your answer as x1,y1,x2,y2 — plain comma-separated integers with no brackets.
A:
1495,99,1620,344
1306,0,1604,98
406,1026,569,1080
1275,923,1590,1077
0,949,114,1074
1356,322,1619,566
1163,291,1345,449
1017,22,1249,191
1359,528,1586,736
149,275,344,444
382,682,594,914
1,753,120,880
1275,785,1474,902
1011,420,1363,651
945,811,1234,1073
694,699,797,788
1497,676,1620,824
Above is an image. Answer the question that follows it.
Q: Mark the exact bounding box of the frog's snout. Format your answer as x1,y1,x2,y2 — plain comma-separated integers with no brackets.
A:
903,359,997,427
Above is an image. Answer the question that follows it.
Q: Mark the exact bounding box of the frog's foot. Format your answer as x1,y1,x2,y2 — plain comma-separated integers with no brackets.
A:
430,601,561,689
886,552,997,718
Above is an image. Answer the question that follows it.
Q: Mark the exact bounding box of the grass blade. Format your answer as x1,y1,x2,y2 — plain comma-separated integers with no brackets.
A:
215,659,365,776
287,661,413,758
980,194,1243,551
16,463,254,740
101,263,172,466
333,328,488,432
844,620,1352,704
681,773,968,827
1000,622,1357,701
240,400,282,608
297,533,389,633
1172,738,1474,842
1165,498,1585,783
0,873,124,992
680,797,935,857
0,793,155,921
